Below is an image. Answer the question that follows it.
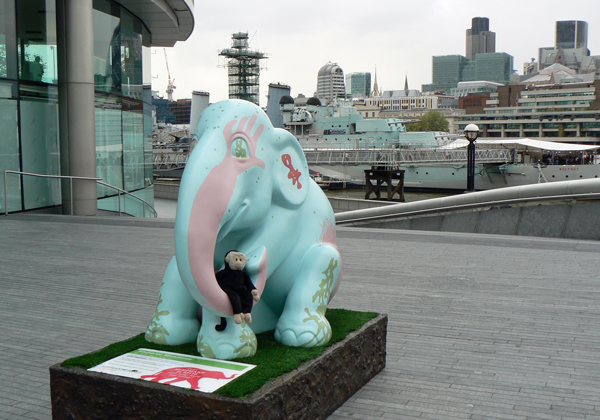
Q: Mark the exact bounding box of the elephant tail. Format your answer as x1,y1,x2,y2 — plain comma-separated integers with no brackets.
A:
215,317,227,332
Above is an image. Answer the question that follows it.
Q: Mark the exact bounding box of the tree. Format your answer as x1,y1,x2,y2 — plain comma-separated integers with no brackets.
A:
406,110,449,132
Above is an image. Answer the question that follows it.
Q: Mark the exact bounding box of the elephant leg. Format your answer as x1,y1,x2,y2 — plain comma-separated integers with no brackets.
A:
275,244,342,347
145,256,200,345
197,308,257,360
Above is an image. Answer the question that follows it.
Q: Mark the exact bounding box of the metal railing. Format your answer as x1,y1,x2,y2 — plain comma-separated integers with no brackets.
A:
153,149,190,169
3,170,157,217
303,148,513,166
96,180,157,218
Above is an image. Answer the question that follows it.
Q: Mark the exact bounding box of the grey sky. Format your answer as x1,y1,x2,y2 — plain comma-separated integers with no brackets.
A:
152,0,600,107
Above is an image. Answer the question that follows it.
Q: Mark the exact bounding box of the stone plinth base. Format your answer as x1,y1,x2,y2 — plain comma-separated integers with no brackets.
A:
50,314,387,420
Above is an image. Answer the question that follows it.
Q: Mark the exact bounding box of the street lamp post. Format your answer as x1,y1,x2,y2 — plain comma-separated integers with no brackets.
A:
464,124,480,192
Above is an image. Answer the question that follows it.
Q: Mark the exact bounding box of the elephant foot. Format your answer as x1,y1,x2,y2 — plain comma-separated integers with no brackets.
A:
275,309,332,347
244,313,253,324
233,314,243,324
145,313,200,345
198,309,257,360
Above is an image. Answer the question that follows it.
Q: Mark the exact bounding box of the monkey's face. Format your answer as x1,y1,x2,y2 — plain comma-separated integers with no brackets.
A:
225,251,248,271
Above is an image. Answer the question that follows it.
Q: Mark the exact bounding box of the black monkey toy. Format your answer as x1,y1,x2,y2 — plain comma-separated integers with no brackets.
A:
215,250,260,331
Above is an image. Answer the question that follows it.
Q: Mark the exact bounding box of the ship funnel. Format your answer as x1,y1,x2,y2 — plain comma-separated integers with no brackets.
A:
190,91,210,134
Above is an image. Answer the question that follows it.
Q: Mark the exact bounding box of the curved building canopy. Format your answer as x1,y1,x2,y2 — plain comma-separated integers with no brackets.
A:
318,62,343,77
116,0,195,46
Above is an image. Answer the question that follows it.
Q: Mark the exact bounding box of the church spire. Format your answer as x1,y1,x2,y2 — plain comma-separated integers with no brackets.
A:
404,74,409,92
371,66,380,97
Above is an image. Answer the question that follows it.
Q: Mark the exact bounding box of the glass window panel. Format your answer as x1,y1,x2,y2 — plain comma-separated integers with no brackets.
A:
0,0,6,78
123,102,144,191
16,0,57,84
19,96,60,210
0,0,17,79
120,9,142,100
142,25,151,88
0,94,20,213
143,99,153,186
93,0,120,94
95,95,123,193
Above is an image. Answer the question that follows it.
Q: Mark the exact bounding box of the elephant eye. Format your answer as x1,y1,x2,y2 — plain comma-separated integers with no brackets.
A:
232,137,250,159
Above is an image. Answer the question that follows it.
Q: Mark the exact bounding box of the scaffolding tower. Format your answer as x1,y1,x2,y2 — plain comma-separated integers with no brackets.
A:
219,32,268,105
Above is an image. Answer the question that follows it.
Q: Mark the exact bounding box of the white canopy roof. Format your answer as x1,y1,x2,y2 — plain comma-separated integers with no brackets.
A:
441,138,600,152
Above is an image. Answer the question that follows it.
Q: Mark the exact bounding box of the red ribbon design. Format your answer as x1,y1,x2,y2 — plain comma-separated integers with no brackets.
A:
282,154,302,189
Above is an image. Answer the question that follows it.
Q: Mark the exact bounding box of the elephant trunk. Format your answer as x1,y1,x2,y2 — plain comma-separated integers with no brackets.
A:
187,162,240,316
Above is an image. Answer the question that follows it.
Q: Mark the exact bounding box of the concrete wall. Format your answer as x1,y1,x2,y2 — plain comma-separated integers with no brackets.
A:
350,201,600,240
154,182,179,200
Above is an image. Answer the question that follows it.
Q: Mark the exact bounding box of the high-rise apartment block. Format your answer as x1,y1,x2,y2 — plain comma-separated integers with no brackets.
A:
345,72,372,98
466,17,496,61
316,62,346,103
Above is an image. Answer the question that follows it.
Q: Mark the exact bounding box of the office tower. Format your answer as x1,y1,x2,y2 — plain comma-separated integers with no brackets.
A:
556,20,588,49
316,62,346,102
423,53,513,93
466,17,496,61
345,72,372,98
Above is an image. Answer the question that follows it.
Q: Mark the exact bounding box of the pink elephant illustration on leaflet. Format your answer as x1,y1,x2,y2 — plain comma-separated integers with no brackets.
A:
141,367,236,390
145,99,343,360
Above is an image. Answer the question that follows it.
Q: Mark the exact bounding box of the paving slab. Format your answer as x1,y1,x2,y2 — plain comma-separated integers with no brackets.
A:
1,215,600,419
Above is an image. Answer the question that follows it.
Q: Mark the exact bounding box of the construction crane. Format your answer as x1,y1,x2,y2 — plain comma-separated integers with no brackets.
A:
164,48,176,101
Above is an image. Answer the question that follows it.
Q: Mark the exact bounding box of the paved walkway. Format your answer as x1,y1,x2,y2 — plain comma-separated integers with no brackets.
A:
1,215,599,420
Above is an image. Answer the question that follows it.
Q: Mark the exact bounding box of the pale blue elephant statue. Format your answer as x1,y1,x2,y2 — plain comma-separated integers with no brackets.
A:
145,99,343,360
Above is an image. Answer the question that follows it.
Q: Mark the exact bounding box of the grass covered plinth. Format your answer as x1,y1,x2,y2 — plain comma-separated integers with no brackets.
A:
62,309,378,398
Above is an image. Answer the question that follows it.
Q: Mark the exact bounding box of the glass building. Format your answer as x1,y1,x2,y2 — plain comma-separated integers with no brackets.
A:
423,53,513,93
345,72,371,98
556,20,588,50
0,0,194,216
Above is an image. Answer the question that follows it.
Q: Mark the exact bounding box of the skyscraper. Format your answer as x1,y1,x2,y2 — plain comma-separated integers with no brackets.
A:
556,20,588,50
466,17,496,61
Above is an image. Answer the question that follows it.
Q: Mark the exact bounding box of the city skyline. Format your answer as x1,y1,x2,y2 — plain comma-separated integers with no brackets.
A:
151,0,600,107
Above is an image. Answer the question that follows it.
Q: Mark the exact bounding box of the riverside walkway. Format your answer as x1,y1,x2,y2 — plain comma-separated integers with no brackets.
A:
1,214,600,419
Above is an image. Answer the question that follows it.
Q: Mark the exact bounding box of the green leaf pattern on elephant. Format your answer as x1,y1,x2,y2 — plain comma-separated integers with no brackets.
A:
301,308,332,347
233,328,258,358
145,288,170,344
197,335,217,359
300,258,338,346
234,138,248,158
312,258,338,309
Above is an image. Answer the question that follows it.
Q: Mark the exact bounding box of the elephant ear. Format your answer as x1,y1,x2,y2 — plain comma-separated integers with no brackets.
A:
271,129,310,207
